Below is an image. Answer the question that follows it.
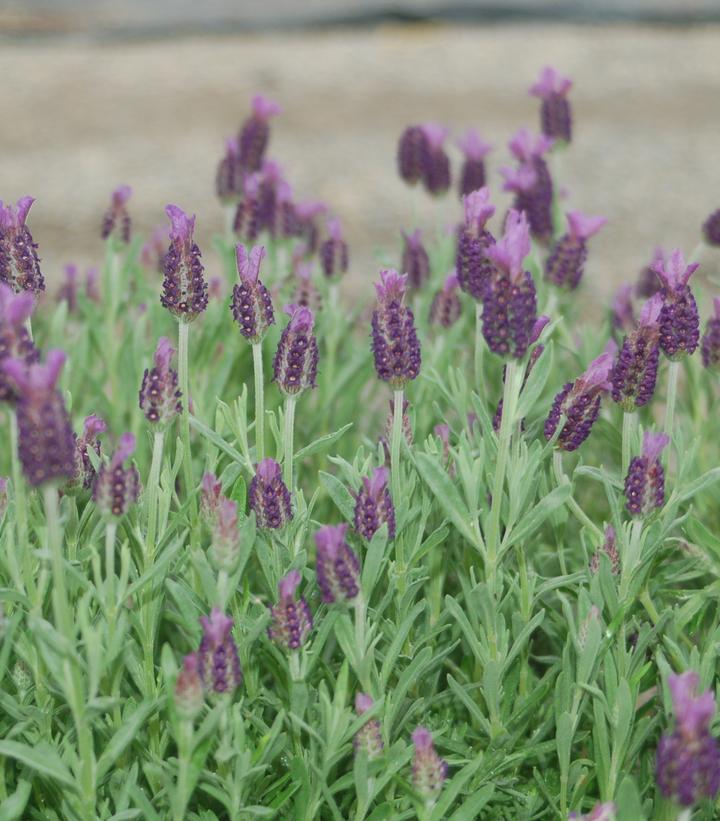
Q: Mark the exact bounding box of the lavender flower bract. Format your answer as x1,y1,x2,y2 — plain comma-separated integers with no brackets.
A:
200,472,223,525
529,66,573,143
238,94,281,173
198,608,242,696
456,187,496,300
545,211,606,290
160,205,208,322
139,337,182,426
248,458,292,530
0,284,38,402
611,294,662,411
230,244,275,344
568,802,616,821
272,304,319,395
0,197,45,294
268,570,313,651
456,129,492,198
401,229,430,290
315,524,360,604
411,727,447,802
624,431,668,517
93,433,141,518
101,185,132,244
429,272,462,328
354,466,396,541
653,248,700,360
701,297,720,370
502,129,555,243
353,693,383,759
371,270,421,388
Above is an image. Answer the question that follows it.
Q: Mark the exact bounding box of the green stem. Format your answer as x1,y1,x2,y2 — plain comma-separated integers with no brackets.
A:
145,430,165,562
553,451,603,540
621,410,638,477
474,304,484,390
105,520,117,621
664,360,680,440
9,411,35,604
390,389,404,514
178,321,198,539
43,486,71,638
252,343,265,462
173,720,194,821
354,595,370,691
283,396,297,494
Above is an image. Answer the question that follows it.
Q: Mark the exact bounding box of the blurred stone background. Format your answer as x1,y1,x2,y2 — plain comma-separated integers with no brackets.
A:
1,1,719,306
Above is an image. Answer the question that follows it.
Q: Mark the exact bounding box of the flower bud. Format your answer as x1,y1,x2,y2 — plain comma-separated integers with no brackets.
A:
198,608,242,696
216,138,244,205
419,124,451,196
174,653,204,721
529,66,573,143
429,272,462,328
502,129,555,243
65,414,107,495
611,294,662,411
268,570,313,651
101,185,132,244
93,433,141,518
0,197,45,294
456,130,492,198
139,337,182,426
354,467,395,541
624,431,668,517
401,229,430,290
653,248,700,360
319,218,349,279
230,244,275,344
456,188,496,301
371,269,421,388
272,304,319,395
160,205,208,322
411,726,447,802
200,472,223,525
0,284,39,403
315,524,360,604
353,693,383,759
589,525,620,575
545,211,606,291
238,94,281,173
397,125,429,186
248,458,292,530
209,498,240,573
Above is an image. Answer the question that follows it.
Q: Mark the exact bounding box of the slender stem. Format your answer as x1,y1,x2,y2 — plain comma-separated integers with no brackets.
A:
664,360,680,439
9,411,35,604
553,451,603,540
391,389,404,514
145,430,165,562
178,321,198,535
105,520,117,617
252,343,265,462
621,410,638,477
173,720,194,821
354,595,370,690
217,570,229,611
283,396,297,493
43,486,71,638
474,304,484,390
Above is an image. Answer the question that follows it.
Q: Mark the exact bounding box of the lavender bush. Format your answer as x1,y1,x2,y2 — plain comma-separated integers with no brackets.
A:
1,73,720,821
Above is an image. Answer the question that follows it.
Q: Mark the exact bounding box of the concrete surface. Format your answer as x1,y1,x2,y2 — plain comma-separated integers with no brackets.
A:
1,23,719,307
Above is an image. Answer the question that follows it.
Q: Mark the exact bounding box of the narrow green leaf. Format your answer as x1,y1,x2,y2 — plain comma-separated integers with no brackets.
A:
0,741,75,790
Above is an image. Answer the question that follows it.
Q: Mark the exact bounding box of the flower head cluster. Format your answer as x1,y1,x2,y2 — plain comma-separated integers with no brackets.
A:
216,138,244,205
353,693,384,759
611,294,662,411
248,458,292,530
701,298,720,371
429,272,462,328
315,524,360,604
401,229,430,290
208,498,240,573
0,197,45,294
101,185,132,244
0,284,39,402
456,187,496,300
268,570,313,651
501,128,555,243
198,608,243,696
200,472,223,525
456,129,492,198
411,727,447,802
545,353,613,451
354,467,396,541
624,431,668,517
656,671,720,807
272,304,319,395
139,337,182,426
529,66,573,143
66,414,107,495
371,269,421,388
93,433,141,518
238,94,281,173
230,244,275,344
319,218,349,279
397,123,451,195
545,211,606,290
161,205,208,322
653,248,700,360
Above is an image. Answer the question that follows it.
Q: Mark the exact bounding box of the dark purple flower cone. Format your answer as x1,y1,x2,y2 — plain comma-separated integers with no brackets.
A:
401,230,430,290
101,185,132,244
611,294,662,411
530,67,573,142
315,524,360,604
354,693,384,759
139,337,182,426
653,249,700,360
0,197,45,295
161,205,208,322
238,95,281,173
515,157,554,243
354,467,396,541
624,432,668,517
272,304,319,395
420,124,451,196
702,299,720,370
0,285,39,403
397,126,429,186
456,129,492,198
545,236,587,290
429,272,462,328
456,229,495,301
233,175,262,242
411,727,448,800
371,270,421,388
702,209,720,248
198,609,243,696
319,218,349,279
216,138,244,204
268,570,313,651
248,458,292,529
93,433,141,517
230,244,275,344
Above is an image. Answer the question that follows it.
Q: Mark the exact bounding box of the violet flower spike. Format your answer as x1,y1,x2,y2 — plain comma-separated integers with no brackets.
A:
160,205,208,322
209,498,240,573
456,129,492,197
3,350,75,487
0,283,39,402
701,297,720,370
624,431,668,517
354,466,396,541
248,458,292,530
652,248,700,360
545,211,607,291
174,653,204,721
589,525,620,575
429,271,462,328
315,524,360,604
371,269,421,388
656,671,720,807
504,128,555,243
353,693,384,759
401,229,430,290
611,294,662,411
419,123,451,196
101,185,132,244
545,352,613,451
230,243,275,344
483,210,537,359
529,66,573,143
319,218,349,279
456,187,496,301
238,93,281,172
272,304,319,395
268,570,313,651
93,433,141,518
397,125,429,187
411,726,448,802
139,337,182,426
0,197,45,294
66,414,107,495
702,209,720,248
216,137,244,205
197,608,242,696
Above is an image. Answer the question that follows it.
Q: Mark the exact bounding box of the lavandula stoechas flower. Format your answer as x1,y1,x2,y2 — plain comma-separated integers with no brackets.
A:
200,472,223,525
624,431,668,517
197,608,242,696
174,653,204,721
656,671,720,807
544,352,613,451
653,248,700,360
0,197,45,294
589,525,620,575
66,414,107,495
272,304,319,395
0,284,38,402
209,498,240,573
419,123,451,195
139,337,182,426
3,350,75,487
397,125,429,187
456,129,492,198
401,229,430,290
268,570,313,651
411,727,447,802
315,524,360,604
255,160,290,238
354,466,396,541
702,298,720,370
354,693,383,759
456,187,496,301
611,294,662,412
483,210,538,359
238,94,281,173
702,209,720,247
545,211,607,290
429,272,462,328
230,244,275,344
503,128,555,243
320,218,349,279
248,458,292,530
101,185,132,244
93,433,141,518
160,205,208,322
371,270,421,388
529,66,573,143
233,173,262,242
215,138,244,206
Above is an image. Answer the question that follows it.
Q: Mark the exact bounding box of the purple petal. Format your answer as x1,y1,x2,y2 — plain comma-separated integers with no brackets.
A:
500,163,537,193
566,211,607,240
529,66,573,98
278,569,301,601
314,523,349,560
641,431,669,463
463,187,495,229
508,127,554,161
236,243,266,285
456,128,492,160
486,209,531,281
111,185,132,208
165,204,196,244
355,692,374,714
420,122,449,151
284,303,315,333
530,315,550,344
83,414,107,439
256,457,282,483
0,284,35,326
251,94,282,120
638,293,663,327
411,726,434,751
154,337,175,371
374,269,408,302
200,607,234,648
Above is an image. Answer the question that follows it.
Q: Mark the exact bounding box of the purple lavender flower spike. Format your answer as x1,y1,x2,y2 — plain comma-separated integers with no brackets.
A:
161,205,208,322
612,284,635,333
545,352,613,451
139,337,182,426
624,431,668,517
701,297,720,370
401,229,430,290
268,570,313,651
66,414,107,495
209,497,240,572
354,466,396,541
319,217,349,279
248,458,292,529
589,525,620,575
397,125,430,186
529,66,573,142
216,137,244,205
371,269,421,387
174,653,204,720
611,294,662,412
504,128,555,242
702,209,720,247
411,726,448,802
653,248,700,360
233,172,262,242
456,129,492,197
255,160,288,238
293,262,323,313
483,210,537,359
545,211,607,290
656,671,720,807
272,304,319,395
101,185,132,243
93,433,141,517
354,693,384,759
0,284,39,402
230,243,275,344
3,350,75,486
0,197,45,294
419,123,451,195
198,608,242,696
238,94,281,173
429,271,462,328
200,472,223,524
568,802,616,821
508,128,555,163
456,187,496,300
315,523,360,604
